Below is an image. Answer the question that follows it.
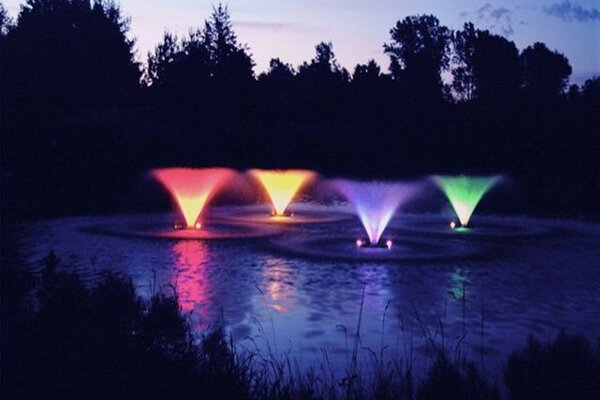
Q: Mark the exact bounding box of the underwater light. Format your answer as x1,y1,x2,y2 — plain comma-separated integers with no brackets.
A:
450,221,457,229
271,209,295,218
356,238,393,250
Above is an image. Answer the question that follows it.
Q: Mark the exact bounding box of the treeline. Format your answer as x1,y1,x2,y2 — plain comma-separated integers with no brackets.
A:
1,1,599,219
2,248,600,399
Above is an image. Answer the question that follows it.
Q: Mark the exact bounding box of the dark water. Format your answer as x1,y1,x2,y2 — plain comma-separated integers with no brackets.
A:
13,206,600,379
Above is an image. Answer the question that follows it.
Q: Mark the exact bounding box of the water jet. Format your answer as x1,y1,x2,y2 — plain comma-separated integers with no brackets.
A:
152,167,234,229
250,169,315,217
434,175,500,228
333,180,413,247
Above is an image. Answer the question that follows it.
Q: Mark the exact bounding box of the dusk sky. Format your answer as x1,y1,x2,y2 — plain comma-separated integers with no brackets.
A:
5,0,600,83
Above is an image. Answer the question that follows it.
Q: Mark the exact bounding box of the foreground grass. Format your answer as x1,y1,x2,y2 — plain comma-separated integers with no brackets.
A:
2,250,599,400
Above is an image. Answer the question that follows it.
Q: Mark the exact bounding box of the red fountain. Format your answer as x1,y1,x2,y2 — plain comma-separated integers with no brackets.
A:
152,167,234,229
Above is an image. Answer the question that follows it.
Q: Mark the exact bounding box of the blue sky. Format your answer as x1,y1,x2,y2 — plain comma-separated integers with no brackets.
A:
5,0,599,84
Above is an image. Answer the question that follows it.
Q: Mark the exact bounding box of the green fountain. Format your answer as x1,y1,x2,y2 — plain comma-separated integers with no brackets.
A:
433,175,500,229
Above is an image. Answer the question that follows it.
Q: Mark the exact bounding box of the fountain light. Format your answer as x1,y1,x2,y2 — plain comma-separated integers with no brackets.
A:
153,167,234,228
434,175,500,227
334,180,413,246
251,169,315,217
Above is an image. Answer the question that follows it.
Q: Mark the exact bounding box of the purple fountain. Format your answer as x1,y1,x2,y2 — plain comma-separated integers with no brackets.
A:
333,180,414,247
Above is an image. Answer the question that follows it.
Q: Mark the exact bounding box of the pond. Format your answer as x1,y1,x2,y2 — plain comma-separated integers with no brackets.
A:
13,205,600,379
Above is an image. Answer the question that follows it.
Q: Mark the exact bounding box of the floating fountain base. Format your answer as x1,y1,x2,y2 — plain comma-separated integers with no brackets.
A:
450,221,471,231
355,239,393,249
271,210,294,218
269,229,488,262
392,215,559,238
214,204,352,225
173,222,202,230
82,213,282,240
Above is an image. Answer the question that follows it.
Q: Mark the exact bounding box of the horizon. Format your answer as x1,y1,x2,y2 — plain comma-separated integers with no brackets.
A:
4,0,599,85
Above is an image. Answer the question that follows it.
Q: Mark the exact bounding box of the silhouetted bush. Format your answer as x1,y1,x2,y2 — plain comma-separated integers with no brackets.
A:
416,354,499,400
505,333,600,400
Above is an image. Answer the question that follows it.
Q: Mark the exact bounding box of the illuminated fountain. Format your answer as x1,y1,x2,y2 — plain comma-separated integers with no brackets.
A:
250,169,315,218
334,180,414,248
433,175,500,229
152,167,234,229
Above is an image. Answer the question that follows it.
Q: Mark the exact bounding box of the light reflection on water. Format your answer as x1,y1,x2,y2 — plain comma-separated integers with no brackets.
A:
172,240,211,329
262,256,296,314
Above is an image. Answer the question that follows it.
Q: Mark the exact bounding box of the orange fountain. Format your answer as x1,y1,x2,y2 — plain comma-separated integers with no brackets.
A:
152,167,234,228
250,169,315,216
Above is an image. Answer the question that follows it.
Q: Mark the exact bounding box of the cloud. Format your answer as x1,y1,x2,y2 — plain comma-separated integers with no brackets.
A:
233,20,297,31
477,3,493,15
490,7,511,20
460,3,516,36
544,1,600,22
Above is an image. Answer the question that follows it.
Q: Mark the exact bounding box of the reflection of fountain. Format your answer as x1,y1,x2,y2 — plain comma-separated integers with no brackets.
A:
250,169,315,217
333,180,414,245
433,175,500,228
262,257,295,313
153,167,234,228
449,268,469,300
172,240,211,328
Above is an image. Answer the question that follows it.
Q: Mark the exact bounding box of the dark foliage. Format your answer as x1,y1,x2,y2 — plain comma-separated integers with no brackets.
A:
417,354,499,400
384,15,451,103
0,249,241,400
1,0,139,115
520,42,572,100
471,30,521,104
505,333,600,400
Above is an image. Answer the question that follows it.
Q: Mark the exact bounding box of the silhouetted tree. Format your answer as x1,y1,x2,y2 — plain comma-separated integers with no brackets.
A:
201,3,254,82
2,0,140,116
146,30,212,112
384,15,451,102
581,76,600,132
259,58,295,84
520,42,572,99
452,22,477,101
471,30,521,103
296,42,350,120
257,58,296,119
145,3,254,123
146,31,182,87
352,59,382,83
350,59,395,120
298,41,349,83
